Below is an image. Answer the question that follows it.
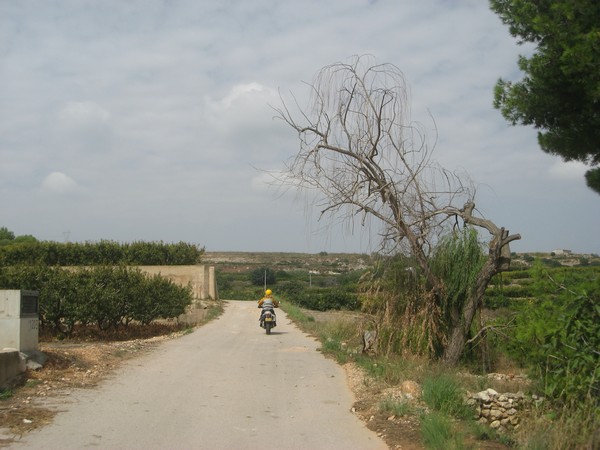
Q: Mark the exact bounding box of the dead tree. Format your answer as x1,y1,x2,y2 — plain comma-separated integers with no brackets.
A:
273,55,520,365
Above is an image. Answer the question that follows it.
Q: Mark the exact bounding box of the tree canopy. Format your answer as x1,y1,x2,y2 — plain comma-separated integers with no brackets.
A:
490,0,600,194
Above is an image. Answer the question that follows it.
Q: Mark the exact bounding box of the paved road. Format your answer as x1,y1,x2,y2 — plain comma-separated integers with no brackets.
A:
13,301,387,450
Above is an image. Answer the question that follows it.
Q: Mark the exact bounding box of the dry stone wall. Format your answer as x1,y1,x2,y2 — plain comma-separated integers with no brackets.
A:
468,388,543,432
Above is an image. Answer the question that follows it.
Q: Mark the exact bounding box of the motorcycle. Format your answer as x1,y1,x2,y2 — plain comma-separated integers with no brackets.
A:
259,308,276,335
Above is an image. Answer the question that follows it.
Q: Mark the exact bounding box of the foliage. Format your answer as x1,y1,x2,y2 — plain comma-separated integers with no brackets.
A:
0,240,203,266
420,412,465,450
379,397,424,417
429,228,486,322
490,0,600,194
0,227,15,241
503,263,600,404
360,228,486,360
249,267,276,287
0,227,37,247
514,399,600,450
289,287,360,311
421,372,472,419
0,265,192,335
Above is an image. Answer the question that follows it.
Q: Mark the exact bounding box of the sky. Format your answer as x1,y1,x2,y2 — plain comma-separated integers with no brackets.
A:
1,0,598,255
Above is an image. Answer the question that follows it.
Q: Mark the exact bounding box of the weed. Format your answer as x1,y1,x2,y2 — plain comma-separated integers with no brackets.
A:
420,412,465,450
422,372,472,419
468,420,497,441
25,379,42,388
514,399,600,450
0,389,13,400
379,397,423,417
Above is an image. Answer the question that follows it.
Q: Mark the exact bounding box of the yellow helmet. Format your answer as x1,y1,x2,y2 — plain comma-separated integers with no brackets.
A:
265,289,272,296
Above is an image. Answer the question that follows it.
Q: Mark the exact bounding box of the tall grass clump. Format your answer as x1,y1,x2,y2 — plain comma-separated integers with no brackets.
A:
420,412,465,450
515,400,600,450
421,372,471,419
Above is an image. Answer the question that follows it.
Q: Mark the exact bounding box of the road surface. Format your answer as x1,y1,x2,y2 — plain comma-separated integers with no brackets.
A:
12,301,387,450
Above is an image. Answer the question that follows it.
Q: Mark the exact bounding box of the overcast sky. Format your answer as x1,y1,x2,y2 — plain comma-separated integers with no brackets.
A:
1,0,598,254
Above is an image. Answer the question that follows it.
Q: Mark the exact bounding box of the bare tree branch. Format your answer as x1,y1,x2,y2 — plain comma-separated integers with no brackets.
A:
273,55,521,364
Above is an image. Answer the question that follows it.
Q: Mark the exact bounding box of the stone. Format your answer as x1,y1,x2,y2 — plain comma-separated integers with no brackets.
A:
400,380,421,399
474,391,491,402
486,388,499,398
489,409,503,419
490,420,501,429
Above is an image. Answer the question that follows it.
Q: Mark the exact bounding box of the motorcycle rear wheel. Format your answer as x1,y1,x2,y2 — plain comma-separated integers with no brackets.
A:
265,322,272,335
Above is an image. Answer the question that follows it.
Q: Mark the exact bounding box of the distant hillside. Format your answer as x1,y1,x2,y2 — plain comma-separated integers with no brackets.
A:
203,251,371,273
204,251,600,273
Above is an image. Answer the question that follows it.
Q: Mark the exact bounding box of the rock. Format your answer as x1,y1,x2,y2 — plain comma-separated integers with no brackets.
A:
489,409,503,419
486,388,499,398
400,380,421,399
474,391,491,402
490,420,501,429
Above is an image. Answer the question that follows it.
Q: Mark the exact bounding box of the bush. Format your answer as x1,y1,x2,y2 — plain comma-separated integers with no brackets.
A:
290,287,360,311
0,240,203,266
250,267,276,286
0,265,192,335
420,412,465,450
422,373,472,419
504,264,600,404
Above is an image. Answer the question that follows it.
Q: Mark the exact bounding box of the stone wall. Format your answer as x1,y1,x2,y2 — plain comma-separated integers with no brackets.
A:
468,388,542,432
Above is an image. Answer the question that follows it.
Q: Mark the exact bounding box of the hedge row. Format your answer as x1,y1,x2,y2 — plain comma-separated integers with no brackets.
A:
277,281,360,311
0,265,193,335
0,240,204,266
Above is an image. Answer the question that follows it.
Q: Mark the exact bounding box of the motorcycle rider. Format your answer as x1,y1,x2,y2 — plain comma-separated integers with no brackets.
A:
258,289,279,328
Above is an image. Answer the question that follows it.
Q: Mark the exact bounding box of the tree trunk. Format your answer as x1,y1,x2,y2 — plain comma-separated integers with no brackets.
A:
444,322,467,366
442,228,518,366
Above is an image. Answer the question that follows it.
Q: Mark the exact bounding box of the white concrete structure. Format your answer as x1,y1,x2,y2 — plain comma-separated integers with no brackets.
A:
0,290,39,352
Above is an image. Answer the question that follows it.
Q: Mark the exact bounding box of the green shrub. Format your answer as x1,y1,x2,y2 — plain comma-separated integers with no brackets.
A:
379,397,423,417
0,240,203,266
421,373,471,419
250,267,276,286
504,264,600,404
0,265,192,335
420,412,465,450
290,287,360,311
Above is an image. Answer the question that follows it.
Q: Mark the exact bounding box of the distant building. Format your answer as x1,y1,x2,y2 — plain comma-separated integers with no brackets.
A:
552,249,572,256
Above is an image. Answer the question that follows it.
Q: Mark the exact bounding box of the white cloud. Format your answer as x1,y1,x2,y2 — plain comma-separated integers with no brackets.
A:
41,172,79,194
